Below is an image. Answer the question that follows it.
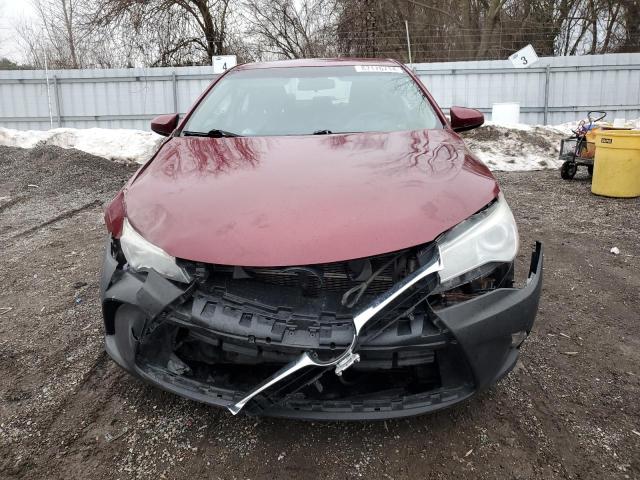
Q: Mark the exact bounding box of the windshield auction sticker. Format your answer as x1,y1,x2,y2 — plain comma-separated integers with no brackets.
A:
354,65,403,73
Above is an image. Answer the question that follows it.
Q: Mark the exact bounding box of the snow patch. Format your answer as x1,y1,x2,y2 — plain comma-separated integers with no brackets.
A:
0,127,164,164
462,123,572,172
2,122,636,172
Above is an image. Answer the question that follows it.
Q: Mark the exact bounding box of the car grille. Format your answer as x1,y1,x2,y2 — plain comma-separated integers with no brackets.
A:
184,249,420,299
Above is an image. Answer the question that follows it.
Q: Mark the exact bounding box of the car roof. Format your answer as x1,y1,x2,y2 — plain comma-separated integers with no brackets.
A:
234,58,403,70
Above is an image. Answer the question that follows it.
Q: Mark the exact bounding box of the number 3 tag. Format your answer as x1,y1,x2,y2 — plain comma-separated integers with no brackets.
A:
509,45,539,69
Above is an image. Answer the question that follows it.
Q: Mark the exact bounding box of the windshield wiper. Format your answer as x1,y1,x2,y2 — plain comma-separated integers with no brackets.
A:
183,129,241,138
313,129,357,135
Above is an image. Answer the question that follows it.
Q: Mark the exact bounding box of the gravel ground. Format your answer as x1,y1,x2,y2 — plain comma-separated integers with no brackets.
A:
0,145,638,480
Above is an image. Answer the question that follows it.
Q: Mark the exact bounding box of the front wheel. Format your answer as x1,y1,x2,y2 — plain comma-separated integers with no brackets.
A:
587,165,593,177
561,161,577,180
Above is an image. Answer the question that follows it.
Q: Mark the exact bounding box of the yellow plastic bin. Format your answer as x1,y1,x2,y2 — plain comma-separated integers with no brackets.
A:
592,130,640,198
582,128,601,158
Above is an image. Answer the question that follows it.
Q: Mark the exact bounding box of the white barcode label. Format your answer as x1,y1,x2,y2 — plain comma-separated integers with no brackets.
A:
354,65,403,73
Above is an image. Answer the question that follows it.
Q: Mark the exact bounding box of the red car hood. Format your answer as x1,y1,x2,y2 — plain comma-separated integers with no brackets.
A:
125,129,499,266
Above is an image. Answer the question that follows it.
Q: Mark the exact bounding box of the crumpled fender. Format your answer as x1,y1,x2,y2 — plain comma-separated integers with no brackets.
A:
436,242,543,389
101,239,190,333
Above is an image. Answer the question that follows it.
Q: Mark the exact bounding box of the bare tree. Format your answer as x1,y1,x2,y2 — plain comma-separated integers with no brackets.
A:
33,0,85,68
618,0,640,52
12,0,97,68
555,0,628,55
0,4,23,68
335,0,632,62
93,0,233,65
10,0,640,69
243,0,339,59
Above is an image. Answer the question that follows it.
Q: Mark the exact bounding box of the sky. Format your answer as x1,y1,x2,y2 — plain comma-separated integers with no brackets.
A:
0,0,37,60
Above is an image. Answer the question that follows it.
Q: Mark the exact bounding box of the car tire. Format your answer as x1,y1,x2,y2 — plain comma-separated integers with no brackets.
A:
561,161,577,180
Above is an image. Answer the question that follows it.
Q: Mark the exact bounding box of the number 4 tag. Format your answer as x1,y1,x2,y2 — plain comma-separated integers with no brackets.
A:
213,55,237,74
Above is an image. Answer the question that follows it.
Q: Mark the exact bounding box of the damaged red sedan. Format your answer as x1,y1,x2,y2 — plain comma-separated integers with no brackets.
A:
101,58,542,420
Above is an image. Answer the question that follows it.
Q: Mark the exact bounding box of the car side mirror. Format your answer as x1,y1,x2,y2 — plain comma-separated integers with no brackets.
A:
151,114,179,136
449,107,484,132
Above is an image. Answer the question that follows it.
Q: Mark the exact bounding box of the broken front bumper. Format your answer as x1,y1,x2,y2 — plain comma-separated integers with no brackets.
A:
101,241,543,420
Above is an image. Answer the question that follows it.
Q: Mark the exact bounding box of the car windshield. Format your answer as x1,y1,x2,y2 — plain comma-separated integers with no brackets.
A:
182,65,442,137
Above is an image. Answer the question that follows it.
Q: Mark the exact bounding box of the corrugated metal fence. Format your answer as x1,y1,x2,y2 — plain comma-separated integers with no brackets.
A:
0,66,216,130
414,52,640,125
0,53,639,130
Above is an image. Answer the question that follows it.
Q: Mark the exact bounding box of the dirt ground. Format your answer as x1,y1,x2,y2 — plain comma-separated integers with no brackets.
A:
0,145,638,480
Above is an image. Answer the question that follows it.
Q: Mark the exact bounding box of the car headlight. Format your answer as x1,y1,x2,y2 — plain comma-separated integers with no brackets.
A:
436,193,518,289
119,218,191,283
